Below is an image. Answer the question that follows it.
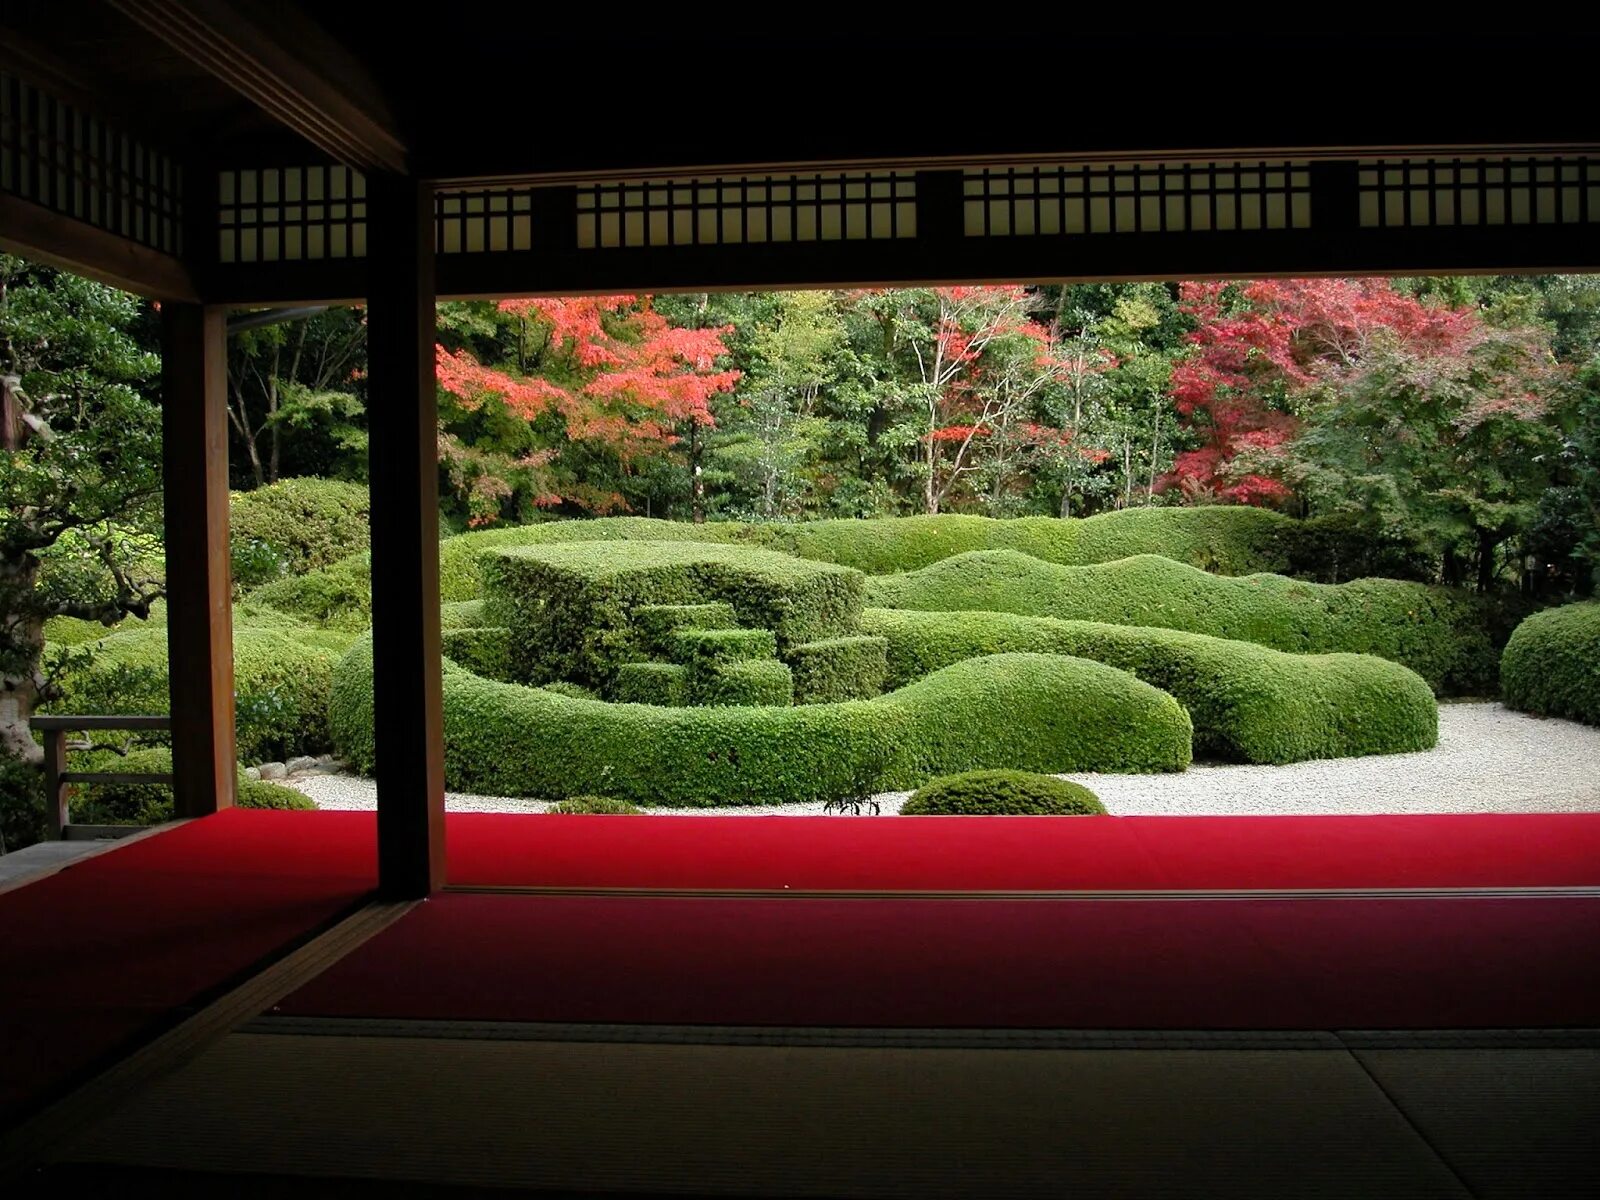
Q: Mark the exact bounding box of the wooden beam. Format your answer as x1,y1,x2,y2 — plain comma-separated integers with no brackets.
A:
160,304,237,819
106,0,407,173
366,173,446,898
0,194,199,302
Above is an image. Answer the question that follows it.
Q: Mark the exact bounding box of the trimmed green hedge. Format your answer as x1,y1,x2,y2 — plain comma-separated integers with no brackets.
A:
439,626,512,681
251,507,1463,634
230,477,370,587
49,624,351,763
613,662,688,705
692,658,794,707
742,506,1294,576
866,551,1494,695
669,626,778,667
1502,602,1600,726
901,770,1106,816
861,607,1437,764
786,635,889,703
482,541,862,687
634,602,739,654
330,637,1191,806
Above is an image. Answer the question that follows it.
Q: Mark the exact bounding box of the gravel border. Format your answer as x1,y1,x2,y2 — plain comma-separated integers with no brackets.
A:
284,702,1600,817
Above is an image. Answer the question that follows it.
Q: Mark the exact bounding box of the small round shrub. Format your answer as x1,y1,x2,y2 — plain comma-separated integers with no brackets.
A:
901,770,1105,816
1502,602,1600,726
0,756,47,852
549,795,642,814
230,478,370,586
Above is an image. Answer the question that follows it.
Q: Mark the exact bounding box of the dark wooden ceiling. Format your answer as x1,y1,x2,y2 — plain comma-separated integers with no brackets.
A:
4,7,1597,179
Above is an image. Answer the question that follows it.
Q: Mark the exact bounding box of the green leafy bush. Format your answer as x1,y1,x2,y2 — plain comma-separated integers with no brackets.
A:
49,624,350,763
862,608,1437,764
68,747,314,826
633,602,740,653
866,551,1495,695
330,637,1190,807
230,478,370,587
482,541,862,687
901,770,1106,816
691,658,794,707
786,635,889,703
249,551,375,631
669,626,778,666
549,795,641,814
1502,602,1600,726
0,757,46,852
612,662,688,705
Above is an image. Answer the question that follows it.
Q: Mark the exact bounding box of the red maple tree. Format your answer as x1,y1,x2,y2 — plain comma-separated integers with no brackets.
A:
1164,279,1479,504
436,296,739,522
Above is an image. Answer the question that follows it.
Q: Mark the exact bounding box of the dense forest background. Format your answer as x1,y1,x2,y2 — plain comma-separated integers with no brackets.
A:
222,277,1599,596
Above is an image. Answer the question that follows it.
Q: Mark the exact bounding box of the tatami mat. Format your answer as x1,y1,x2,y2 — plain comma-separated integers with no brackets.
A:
55,1031,1471,1198
1353,1047,1600,1200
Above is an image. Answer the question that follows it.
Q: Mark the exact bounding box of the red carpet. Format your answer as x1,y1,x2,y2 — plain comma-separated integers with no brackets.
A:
277,892,1600,1030
446,811,1600,891
5,808,1600,1125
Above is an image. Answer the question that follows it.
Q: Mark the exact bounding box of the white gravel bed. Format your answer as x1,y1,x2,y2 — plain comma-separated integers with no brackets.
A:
285,702,1600,817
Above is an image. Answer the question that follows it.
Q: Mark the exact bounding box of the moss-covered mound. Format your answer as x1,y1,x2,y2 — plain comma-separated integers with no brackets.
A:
49,623,353,762
861,608,1437,764
865,551,1494,695
1501,602,1600,726
482,540,864,688
331,636,1191,806
901,770,1105,816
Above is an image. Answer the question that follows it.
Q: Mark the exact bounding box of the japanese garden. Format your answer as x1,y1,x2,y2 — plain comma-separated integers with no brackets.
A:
4,263,1598,842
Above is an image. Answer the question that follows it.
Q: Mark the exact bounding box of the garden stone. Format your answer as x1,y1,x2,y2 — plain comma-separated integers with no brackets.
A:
244,766,261,781
258,761,287,780
286,755,318,774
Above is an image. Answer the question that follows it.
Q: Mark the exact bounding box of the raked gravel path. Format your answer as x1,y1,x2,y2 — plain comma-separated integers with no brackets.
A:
285,702,1600,817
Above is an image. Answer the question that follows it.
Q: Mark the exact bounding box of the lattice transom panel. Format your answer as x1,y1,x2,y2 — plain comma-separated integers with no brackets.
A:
217,166,367,262
575,173,917,249
0,72,183,255
1359,158,1599,227
436,188,534,253
964,162,1313,236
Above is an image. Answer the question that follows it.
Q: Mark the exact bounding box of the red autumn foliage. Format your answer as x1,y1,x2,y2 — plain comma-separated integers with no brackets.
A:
1164,278,1482,504
436,296,740,508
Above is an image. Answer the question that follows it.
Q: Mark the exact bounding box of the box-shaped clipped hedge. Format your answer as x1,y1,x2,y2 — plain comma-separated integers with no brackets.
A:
482,541,864,687
691,658,795,707
787,635,888,703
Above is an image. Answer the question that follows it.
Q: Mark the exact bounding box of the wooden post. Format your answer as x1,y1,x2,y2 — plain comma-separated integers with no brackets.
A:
161,303,237,818
42,727,68,839
366,173,446,897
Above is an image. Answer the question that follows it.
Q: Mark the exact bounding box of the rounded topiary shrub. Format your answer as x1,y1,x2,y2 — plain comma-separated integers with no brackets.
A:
230,477,370,587
549,795,642,814
1502,601,1600,726
901,770,1105,816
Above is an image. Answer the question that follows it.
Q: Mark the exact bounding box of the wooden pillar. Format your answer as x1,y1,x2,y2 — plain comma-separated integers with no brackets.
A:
160,304,237,817
366,173,446,897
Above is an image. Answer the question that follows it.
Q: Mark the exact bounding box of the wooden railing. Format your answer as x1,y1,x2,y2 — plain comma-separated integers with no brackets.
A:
31,715,173,840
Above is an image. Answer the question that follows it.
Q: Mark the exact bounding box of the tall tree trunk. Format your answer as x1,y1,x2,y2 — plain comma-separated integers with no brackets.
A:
690,423,706,524
0,556,45,766
1477,530,1499,594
